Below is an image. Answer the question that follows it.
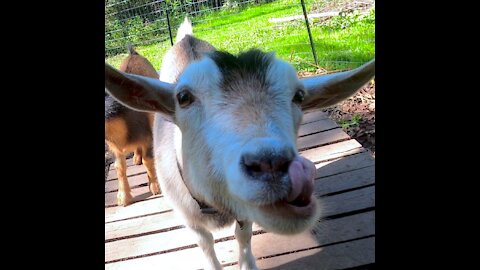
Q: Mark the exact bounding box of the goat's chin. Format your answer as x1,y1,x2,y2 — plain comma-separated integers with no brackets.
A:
251,196,321,235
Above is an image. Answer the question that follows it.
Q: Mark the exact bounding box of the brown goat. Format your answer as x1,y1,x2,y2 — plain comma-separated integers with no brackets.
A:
105,45,161,206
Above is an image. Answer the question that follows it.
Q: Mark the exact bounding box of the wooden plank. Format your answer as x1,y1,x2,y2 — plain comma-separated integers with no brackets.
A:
319,186,375,217
105,222,236,263
105,161,374,239
105,188,375,262
107,164,147,180
242,237,375,270
105,197,173,223
297,129,350,150
315,151,374,178
108,157,136,171
105,173,151,193
105,152,374,223
298,118,338,137
315,166,374,196
300,139,363,162
105,187,160,208
105,211,374,269
301,110,328,124
105,211,182,241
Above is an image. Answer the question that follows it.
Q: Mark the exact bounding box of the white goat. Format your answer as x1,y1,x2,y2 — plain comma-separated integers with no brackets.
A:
105,18,375,270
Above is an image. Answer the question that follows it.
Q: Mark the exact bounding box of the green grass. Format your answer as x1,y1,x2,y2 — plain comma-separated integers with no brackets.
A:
338,114,361,128
105,0,375,73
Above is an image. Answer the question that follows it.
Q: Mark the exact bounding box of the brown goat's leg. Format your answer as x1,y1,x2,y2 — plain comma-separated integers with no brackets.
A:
133,147,143,165
142,146,160,195
114,153,133,206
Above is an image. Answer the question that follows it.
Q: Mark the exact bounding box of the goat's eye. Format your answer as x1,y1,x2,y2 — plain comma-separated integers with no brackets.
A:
293,89,305,104
176,89,195,108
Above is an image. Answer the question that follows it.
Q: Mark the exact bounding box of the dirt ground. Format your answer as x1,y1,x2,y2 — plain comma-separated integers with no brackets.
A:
323,82,375,157
299,70,374,158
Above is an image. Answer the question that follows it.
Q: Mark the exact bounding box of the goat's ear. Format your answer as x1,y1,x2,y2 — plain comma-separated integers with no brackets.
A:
105,63,176,117
300,59,375,111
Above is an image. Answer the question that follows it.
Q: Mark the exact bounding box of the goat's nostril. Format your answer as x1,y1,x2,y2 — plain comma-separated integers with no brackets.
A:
272,156,290,173
242,152,293,179
243,155,269,174
249,163,262,173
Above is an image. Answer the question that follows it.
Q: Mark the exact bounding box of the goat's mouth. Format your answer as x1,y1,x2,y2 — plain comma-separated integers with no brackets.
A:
259,194,317,218
258,156,317,218
286,191,312,207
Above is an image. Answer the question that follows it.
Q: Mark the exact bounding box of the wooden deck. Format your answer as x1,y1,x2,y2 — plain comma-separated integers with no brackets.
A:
105,110,375,270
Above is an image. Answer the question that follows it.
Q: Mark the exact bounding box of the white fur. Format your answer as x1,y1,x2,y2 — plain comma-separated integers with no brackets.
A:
153,53,320,269
176,16,193,43
129,21,323,270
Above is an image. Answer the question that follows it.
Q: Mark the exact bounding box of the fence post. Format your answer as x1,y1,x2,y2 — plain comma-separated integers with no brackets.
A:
300,0,318,67
164,0,174,46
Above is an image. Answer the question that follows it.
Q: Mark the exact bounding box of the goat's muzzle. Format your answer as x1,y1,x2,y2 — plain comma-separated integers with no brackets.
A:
241,148,293,182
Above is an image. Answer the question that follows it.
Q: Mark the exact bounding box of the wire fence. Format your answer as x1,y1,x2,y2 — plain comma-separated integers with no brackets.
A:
105,0,375,72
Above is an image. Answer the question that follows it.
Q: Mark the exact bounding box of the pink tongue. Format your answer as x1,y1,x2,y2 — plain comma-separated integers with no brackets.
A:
287,156,316,202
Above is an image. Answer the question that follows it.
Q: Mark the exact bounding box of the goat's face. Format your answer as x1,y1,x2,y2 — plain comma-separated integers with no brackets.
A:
105,50,375,234
174,51,318,232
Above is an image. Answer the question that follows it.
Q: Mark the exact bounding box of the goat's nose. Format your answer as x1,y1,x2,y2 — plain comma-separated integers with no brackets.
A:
242,150,294,180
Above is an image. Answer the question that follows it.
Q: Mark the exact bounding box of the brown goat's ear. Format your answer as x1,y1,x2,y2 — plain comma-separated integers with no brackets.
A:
300,59,375,111
105,63,176,118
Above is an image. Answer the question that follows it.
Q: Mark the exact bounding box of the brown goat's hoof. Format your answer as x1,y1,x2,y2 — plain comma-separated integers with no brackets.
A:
133,155,143,165
150,182,161,195
117,191,133,206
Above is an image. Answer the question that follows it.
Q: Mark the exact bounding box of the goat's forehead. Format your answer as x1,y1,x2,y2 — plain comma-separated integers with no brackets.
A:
176,57,221,92
176,53,301,96
266,59,303,92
